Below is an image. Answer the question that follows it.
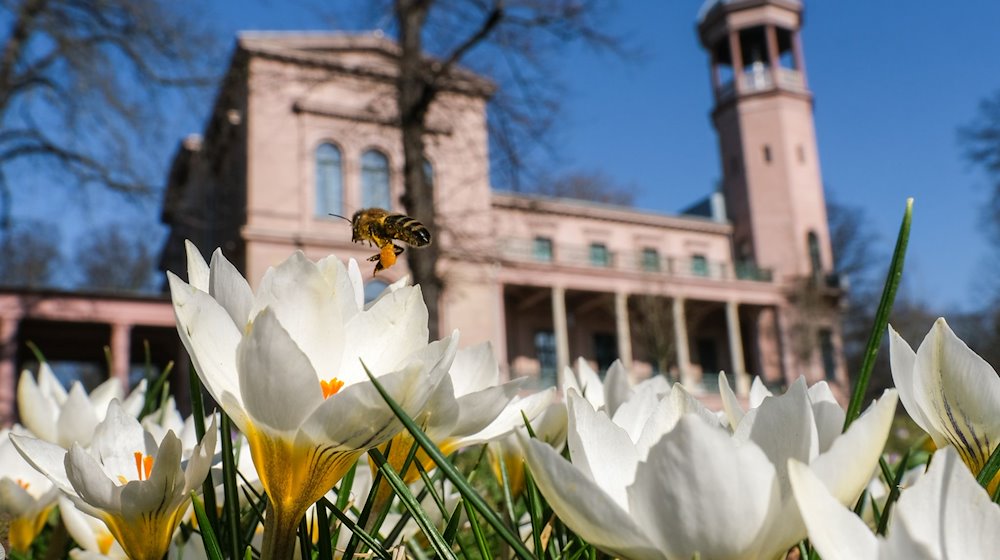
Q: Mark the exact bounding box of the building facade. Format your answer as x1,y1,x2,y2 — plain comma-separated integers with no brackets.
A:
0,0,844,425
161,0,845,397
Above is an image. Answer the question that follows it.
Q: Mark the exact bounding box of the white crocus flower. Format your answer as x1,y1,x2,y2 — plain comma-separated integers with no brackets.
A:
11,401,217,560
0,427,60,553
790,446,1000,560
16,362,146,449
889,318,1000,489
169,243,456,558
521,381,898,560
560,358,669,416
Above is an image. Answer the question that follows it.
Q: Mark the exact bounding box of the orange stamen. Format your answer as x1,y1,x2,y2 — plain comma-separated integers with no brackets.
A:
131,451,155,481
17,478,29,491
321,377,345,399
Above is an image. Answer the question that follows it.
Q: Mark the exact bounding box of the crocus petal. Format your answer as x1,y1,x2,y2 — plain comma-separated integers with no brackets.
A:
893,447,1000,558
237,307,323,432
184,415,218,493
251,252,345,382
168,272,246,426
184,240,211,292
788,459,878,560
16,370,57,443
88,378,124,420
888,325,939,441
315,255,362,323
519,435,664,560
57,384,102,449
749,376,773,408
448,342,500,397
912,319,1000,471
809,390,898,505
92,402,149,479
603,360,633,416
735,377,818,487
565,391,638,508
8,434,74,493
575,358,606,410
718,371,745,431
634,384,721,459
611,388,660,443
65,443,119,512
452,388,555,447
209,248,254,328
340,286,430,383
448,380,523,440
629,414,782,560
807,381,847,453
119,433,185,519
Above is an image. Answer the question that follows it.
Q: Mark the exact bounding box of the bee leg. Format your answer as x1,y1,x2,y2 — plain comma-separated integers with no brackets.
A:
367,253,381,262
393,245,404,256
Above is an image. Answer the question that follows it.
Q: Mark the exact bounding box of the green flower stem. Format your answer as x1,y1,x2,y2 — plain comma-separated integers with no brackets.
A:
260,501,301,560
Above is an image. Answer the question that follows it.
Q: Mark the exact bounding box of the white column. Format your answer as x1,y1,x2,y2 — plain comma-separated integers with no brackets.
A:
614,291,633,368
726,301,750,397
672,297,692,387
552,286,570,378
110,323,132,391
495,281,510,381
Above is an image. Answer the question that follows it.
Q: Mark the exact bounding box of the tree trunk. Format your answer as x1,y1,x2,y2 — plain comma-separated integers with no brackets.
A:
396,0,444,339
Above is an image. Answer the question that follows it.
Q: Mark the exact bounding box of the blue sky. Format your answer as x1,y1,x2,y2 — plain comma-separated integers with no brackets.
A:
14,1,1000,309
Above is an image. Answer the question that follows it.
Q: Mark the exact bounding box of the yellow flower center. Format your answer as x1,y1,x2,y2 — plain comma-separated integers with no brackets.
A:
117,452,155,484
97,531,116,555
320,377,344,399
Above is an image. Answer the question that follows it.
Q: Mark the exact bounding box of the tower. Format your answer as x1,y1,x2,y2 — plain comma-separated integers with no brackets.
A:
698,0,833,284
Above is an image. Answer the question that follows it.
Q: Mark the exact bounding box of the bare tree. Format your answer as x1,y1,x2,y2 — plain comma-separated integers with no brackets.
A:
0,0,218,228
529,170,637,206
77,225,157,292
960,90,1000,245
630,294,675,378
380,0,624,337
0,219,60,287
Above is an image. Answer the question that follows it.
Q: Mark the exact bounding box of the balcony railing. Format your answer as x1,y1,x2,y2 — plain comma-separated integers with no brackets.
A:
717,66,806,102
498,239,773,283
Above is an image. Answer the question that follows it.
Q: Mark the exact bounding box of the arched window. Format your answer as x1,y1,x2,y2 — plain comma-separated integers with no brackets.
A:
315,143,342,216
807,231,822,277
361,150,391,209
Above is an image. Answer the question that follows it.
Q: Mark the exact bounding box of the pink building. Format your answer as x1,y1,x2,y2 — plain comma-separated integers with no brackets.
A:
0,0,844,425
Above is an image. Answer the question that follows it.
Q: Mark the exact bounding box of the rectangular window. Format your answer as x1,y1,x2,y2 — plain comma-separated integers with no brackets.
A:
691,254,709,277
534,330,557,388
589,243,610,267
820,329,837,381
641,248,660,272
533,237,553,262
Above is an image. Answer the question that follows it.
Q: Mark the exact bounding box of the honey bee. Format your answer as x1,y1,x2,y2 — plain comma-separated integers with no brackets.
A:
331,208,431,274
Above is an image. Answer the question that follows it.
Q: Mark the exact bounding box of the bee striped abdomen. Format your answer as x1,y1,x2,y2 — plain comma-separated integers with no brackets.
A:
383,213,432,247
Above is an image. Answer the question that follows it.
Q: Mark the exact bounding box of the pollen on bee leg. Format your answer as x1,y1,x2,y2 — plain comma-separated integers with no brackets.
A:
321,377,345,399
378,244,398,269
16,478,29,490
